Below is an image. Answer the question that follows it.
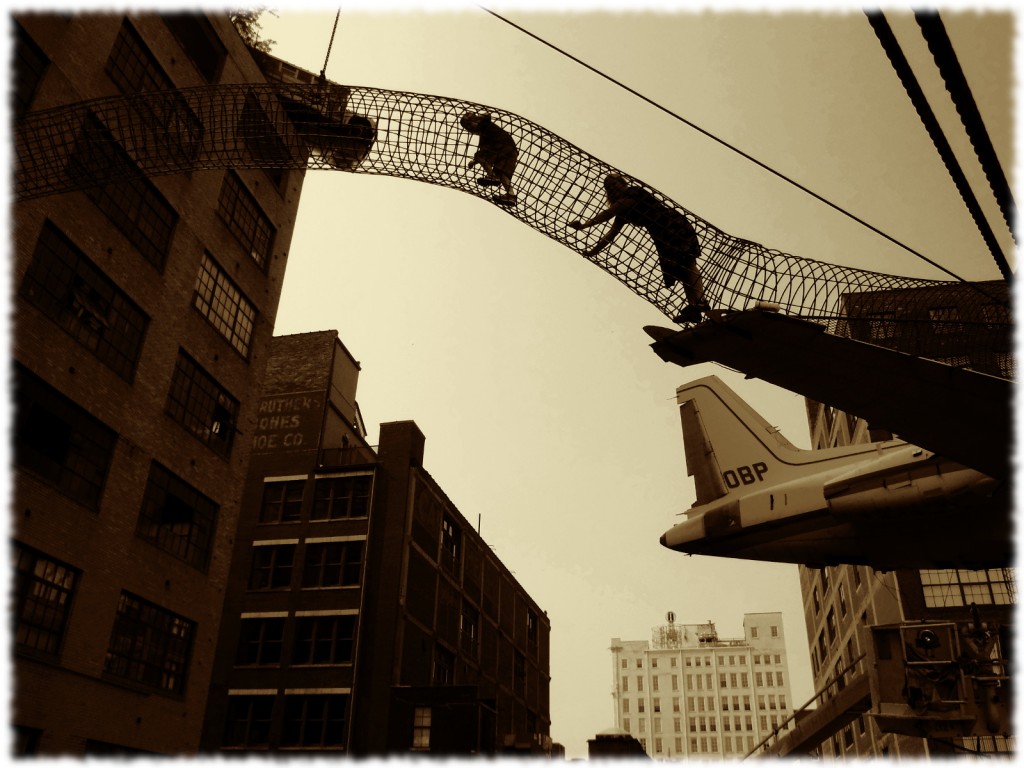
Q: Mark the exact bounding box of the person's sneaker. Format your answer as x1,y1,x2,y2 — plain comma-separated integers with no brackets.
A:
477,177,502,187
494,194,517,206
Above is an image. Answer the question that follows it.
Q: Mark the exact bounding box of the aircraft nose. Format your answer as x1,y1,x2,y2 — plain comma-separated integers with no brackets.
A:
659,533,668,548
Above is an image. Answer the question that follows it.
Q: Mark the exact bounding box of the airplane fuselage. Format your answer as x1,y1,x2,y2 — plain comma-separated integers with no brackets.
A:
659,376,1010,571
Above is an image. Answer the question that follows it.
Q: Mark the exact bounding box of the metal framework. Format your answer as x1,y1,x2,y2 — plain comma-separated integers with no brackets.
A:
14,81,1013,377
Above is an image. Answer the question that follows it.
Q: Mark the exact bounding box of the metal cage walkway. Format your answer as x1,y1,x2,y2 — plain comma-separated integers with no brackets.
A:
14,81,1013,378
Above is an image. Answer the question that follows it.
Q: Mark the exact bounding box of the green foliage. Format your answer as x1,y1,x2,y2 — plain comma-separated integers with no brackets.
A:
230,8,276,53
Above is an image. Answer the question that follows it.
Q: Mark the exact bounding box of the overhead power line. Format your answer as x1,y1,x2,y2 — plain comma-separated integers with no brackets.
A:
481,7,994,286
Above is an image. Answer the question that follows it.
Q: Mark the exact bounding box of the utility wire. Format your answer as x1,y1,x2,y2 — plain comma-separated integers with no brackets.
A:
481,7,989,287
867,10,1013,282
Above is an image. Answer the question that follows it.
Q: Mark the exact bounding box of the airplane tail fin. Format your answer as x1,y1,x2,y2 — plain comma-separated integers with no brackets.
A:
677,376,852,505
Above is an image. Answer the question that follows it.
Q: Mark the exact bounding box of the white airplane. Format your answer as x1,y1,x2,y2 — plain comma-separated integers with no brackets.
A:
659,376,1011,570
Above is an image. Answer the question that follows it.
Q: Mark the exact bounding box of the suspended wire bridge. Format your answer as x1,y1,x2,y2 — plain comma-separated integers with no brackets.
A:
14,76,1013,379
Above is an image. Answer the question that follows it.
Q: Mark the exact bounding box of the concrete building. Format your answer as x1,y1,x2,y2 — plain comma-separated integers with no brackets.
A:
200,331,552,755
799,281,1014,758
610,612,794,760
11,12,304,755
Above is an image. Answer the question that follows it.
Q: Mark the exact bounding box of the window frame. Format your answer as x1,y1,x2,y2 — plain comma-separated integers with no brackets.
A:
103,591,195,695
165,349,239,456
21,220,150,379
136,461,218,570
14,364,117,510
14,542,80,658
193,251,257,357
248,543,296,591
292,614,356,666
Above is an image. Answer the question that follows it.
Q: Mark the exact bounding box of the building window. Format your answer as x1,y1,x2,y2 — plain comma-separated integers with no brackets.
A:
14,543,79,657
13,725,43,756
527,608,539,655
770,625,778,637
928,306,964,334
236,617,285,666
165,350,239,456
261,480,304,523
302,541,364,588
193,252,257,356
68,113,178,270
981,303,1011,327
440,515,462,575
163,14,227,82
249,544,295,590
622,676,628,692
868,310,897,340
638,699,645,713
103,591,195,694
14,364,116,510
292,614,356,665
514,650,527,695
224,695,273,747
217,171,275,269
13,22,49,118
622,699,630,713
107,18,173,92
462,602,480,656
750,627,758,638
22,221,149,379
433,645,455,685
105,19,202,166
282,694,348,748
920,569,1015,607
826,608,837,644
412,706,431,751
311,475,371,520
136,461,218,569
838,583,848,616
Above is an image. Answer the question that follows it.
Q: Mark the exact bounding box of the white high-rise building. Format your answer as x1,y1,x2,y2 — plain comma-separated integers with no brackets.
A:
610,612,794,760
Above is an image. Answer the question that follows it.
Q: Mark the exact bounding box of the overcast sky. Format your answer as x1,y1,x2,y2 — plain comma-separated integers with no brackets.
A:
232,2,1010,757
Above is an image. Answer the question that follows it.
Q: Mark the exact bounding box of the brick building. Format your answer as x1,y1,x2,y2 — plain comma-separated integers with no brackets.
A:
801,281,1014,758
610,612,795,760
11,13,304,755
200,331,552,755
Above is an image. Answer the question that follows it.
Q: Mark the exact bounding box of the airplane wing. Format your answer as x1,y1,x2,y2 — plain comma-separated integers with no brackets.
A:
646,309,1012,481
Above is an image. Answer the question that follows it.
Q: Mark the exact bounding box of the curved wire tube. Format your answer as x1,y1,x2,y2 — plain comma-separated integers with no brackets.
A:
14,82,1012,377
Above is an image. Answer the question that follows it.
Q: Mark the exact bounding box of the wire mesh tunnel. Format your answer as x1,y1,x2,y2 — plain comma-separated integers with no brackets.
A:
14,81,1013,378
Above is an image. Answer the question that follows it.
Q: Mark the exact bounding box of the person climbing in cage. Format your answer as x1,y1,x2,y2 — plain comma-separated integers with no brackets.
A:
460,111,518,206
569,173,709,323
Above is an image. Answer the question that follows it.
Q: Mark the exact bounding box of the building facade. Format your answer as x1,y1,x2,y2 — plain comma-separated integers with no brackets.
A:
610,613,794,760
800,281,1014,758
200,331,552,755
12,12,304,755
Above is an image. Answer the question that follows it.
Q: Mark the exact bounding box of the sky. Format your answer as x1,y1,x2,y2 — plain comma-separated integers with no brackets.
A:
246,3,1016,758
